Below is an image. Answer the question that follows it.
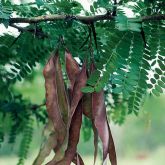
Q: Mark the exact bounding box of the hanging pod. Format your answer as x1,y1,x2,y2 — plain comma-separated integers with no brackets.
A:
43,50,69,164
54,50,70,126
69,61,87,120
90,62,117,165
82,93,98,165
33,120,57,165
65,49,80,92
55,101,83,165
43,52,67,146
35,48,117,165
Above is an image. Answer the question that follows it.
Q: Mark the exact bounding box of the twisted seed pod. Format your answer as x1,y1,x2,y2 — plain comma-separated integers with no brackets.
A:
90,62,117,165
65,49,80,92
82,94,92,118
93,124,98,165
47,50,85,165
43,54,66,145
72,153,84,165
70,62,87,120
82,93,98,165
92,91,109,161
43,51,69,164
55,101,83,165
33,133,57,165
108,124,117,165
54,51,70,125
33,120,56,165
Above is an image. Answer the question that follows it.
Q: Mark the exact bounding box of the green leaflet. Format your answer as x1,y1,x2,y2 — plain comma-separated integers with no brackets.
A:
35,0,44,7
85,31,128,92
146,23,165,97
116,15,141,32
81,86,94,93
0,33,49,85
0,2,12,27
158,80,165,88
155,85,163,94
128,34,149,114
86,70,100,86
112,32,139,99
17,116,34,165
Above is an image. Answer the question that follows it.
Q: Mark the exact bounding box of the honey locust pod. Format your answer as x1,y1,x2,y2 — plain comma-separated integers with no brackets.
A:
71,153,84,165
82,94,98,165
43,50,69,164
70,61,87,120
33,132,57,165
82,93,92,118
108,124,117,165
92,91,109,161
33,120,57,165
65,49,80,92
55,101,83,165
90,62,117,165
74,153,85,165
43,54,66,145
54,50,70,125
40,48,117,165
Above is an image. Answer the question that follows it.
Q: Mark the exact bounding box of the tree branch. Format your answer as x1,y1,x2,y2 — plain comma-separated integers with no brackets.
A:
8,14,165,24
142,14,165,21
9,24,26,32
9,14,114,24
9,23,49,39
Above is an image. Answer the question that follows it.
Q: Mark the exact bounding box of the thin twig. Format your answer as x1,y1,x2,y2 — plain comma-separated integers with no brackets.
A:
31,103,46,110
9,23,49,39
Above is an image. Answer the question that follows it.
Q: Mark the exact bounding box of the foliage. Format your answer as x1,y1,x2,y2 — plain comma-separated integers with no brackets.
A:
0,94,47,163
0,0,164,164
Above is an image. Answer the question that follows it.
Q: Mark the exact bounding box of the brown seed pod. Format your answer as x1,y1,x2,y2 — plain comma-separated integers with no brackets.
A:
55,101,83,165
33,120,56,165
74,153,85,165
92,91,109,161
71,153,84,165
43,51,68,163
90,62,117,165
92,91,117,165
33,132,57,165
108,124,117,165
43,54,66,144
65,49,80,92
82,93,98,165
54,51,70,125
70,62,87,120
42,49,116,165
93,123,98,165
82,93,92,118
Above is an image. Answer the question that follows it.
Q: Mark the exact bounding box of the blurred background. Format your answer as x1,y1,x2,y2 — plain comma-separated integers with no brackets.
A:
0,66,165,165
